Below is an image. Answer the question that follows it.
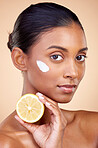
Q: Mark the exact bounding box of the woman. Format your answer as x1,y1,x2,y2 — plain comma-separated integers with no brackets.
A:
0,2,98,148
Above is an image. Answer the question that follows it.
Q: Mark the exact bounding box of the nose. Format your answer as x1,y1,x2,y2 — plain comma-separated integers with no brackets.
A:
63,59,78,79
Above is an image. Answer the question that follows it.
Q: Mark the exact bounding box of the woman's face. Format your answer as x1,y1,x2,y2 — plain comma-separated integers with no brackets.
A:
25,23,87,103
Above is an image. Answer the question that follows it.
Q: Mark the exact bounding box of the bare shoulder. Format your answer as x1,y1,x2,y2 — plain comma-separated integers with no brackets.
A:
76,110,98,146
76,111,98,132
62,109,98,147
66,110,98,136
62,109,98,134
80,111,98,145
0,132,24,148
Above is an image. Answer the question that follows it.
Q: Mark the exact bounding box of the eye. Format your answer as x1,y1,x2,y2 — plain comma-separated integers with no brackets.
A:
50,55,63,61
76,55,87,62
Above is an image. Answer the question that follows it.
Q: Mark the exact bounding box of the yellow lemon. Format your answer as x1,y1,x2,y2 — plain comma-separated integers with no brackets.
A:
16,94,44,123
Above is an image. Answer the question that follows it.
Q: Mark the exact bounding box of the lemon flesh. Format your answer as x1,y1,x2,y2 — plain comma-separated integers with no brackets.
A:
16,94,44,123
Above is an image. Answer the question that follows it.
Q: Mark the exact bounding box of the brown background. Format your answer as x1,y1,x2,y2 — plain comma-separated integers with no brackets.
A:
0,0,98,122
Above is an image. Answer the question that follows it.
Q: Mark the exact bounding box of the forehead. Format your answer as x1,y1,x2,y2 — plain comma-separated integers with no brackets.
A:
30,23,87,54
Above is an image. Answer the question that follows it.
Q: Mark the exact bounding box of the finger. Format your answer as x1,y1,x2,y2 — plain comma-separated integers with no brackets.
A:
36,92,61,119
36,92,58,107
14,115,39,133
36,93,67,128
36,92,57,110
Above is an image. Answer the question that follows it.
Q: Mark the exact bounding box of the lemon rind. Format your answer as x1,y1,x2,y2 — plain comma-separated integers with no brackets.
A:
16,94,44,123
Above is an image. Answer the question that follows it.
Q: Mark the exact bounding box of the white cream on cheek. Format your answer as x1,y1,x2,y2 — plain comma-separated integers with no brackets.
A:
36,60,49,72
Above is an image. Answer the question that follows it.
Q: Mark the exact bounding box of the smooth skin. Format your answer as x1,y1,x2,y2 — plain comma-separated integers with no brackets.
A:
0,23,98,148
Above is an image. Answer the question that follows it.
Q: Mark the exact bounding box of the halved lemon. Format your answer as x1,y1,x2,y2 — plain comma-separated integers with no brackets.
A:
16,94,44,123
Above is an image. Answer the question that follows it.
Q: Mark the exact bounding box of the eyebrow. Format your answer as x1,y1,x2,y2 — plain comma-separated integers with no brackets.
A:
47,45,88,53
47,45,68,52
78,47,88,53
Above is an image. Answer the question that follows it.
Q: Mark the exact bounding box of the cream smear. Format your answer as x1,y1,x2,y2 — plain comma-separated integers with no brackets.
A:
37,60,49,72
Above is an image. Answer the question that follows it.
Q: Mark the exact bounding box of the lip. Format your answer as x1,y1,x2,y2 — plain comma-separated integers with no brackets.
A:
57,84,77,93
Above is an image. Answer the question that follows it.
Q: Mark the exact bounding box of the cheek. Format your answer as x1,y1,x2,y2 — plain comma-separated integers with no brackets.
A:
78,63,85,81
36,60,61,81
36,60,56,83
36,60,49,72
35,60,59,87
27,60,50,82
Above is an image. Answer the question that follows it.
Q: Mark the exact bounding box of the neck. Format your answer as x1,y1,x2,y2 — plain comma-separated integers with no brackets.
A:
22,73,38,96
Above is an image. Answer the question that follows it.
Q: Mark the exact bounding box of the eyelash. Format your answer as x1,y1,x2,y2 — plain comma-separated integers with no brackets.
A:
50,54,63,61
76,55,87,62
50,54,87,62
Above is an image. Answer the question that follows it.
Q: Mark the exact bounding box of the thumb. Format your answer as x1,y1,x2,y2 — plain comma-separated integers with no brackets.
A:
15,115,39,133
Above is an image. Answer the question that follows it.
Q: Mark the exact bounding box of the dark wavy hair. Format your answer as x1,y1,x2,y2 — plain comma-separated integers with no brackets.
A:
7,2,83,53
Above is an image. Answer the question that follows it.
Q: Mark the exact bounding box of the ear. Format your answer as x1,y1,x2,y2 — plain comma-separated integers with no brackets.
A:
11,47,27,71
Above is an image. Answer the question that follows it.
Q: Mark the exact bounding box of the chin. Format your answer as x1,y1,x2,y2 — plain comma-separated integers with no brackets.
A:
52,93,74,104
58,98,72,104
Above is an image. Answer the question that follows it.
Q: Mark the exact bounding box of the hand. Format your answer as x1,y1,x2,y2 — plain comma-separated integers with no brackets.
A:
15,92,67,148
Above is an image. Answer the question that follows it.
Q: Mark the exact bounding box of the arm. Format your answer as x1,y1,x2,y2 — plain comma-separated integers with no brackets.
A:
0,133,23,148
15,92,67,148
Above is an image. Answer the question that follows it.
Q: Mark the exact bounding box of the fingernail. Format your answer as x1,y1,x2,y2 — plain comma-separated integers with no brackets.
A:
14,115,24,124
46,102,51,107
36,92,43,97
39,96,44,99
14,115,19,120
